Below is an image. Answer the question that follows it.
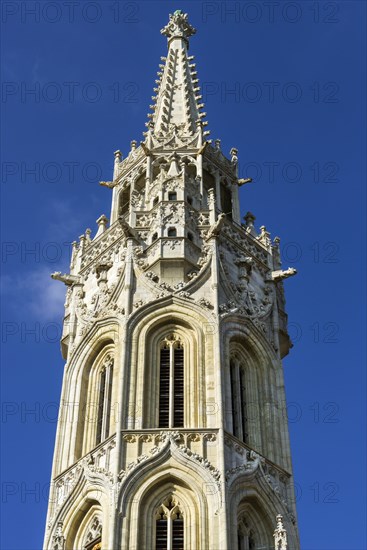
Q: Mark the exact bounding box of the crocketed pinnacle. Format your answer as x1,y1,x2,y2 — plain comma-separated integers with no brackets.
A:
145,11,208,138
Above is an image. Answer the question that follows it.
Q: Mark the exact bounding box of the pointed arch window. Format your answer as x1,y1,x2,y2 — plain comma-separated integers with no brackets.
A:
167,227,177,237
159,337,184,428
96,355,113,445
119,186,130,217
238,518,256,550
155,498,184,550
230,357,248,443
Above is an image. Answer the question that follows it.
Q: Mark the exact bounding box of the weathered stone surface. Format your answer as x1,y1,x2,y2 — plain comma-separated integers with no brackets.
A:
44,11,299,550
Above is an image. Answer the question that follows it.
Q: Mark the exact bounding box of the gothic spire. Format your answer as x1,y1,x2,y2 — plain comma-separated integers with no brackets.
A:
145,11,209,140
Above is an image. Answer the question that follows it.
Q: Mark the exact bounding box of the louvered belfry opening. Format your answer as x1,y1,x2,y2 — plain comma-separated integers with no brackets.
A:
156,513,168,550
96,356,114,446
239,367,248,443
155,500,184,550
230,359,239,438
173,346,184,427
230,357,248,444
96,368,106,445
172,513,184,550
158,337,184,428
159,346,170,428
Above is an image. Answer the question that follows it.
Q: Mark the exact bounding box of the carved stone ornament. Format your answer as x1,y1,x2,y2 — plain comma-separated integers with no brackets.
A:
79,222,127,272
273,514,288,550
52,521,65,550
225,449,264,482
161,12,196,40
270,267,297,282
51,272,80,286
218,244,273,321
197,297,213,309
83,516,102,549
118,430,221,489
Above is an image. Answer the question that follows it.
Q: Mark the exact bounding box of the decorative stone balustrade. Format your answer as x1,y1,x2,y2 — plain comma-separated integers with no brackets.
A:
80,221,126,273
221,220,270,267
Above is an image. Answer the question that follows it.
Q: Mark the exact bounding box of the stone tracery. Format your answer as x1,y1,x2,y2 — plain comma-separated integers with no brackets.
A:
44,11,299,550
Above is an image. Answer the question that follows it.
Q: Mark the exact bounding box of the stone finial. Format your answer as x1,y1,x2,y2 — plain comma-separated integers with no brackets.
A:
97,214,108,228
244,211,257,237
95,214,108,239
79,234,86,252
244,211,256,226
161,11,196,42
258,225,271,247
272,237,281,269
70,241,78,270
130,140,137,151
273,514,288,550
113,150,122,181
114,150,122,162
215,139,221,151
230,147,238,164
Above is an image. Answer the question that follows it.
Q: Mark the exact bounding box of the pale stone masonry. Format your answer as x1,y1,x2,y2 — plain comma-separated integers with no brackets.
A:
44,11,299,550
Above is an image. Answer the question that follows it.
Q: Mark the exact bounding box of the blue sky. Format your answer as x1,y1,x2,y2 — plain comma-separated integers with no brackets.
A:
1,1,366,549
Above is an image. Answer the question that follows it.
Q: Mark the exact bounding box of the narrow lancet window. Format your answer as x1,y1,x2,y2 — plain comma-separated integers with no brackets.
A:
173,346,184,427
230,359,239,438
96,355,114,445
230,357,248,443
159,345,170,428
237,519,257,550
239,367,248,443
159,337,184,428
172,512,184,550
156,513,168,550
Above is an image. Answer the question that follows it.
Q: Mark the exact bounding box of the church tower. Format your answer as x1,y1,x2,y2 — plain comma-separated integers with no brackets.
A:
44,11,300,550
